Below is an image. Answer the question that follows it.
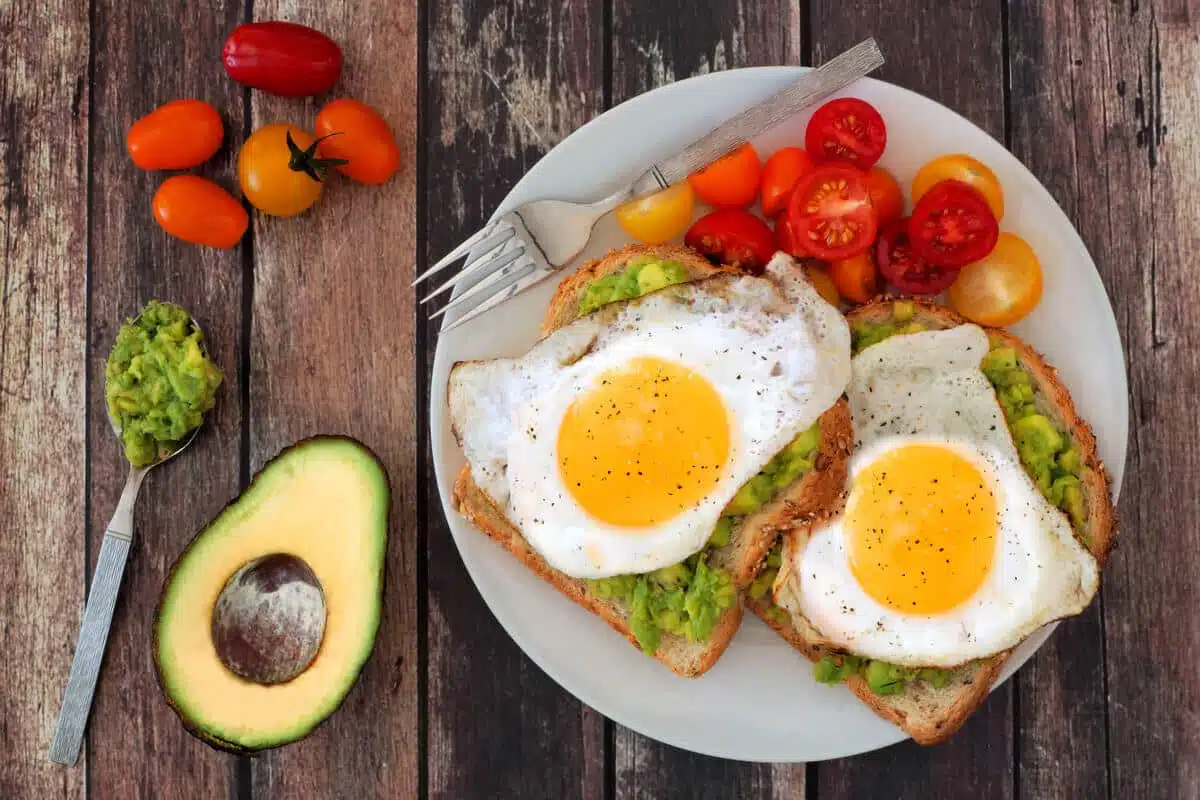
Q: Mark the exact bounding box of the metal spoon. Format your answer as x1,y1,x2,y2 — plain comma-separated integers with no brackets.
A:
49,323,208,766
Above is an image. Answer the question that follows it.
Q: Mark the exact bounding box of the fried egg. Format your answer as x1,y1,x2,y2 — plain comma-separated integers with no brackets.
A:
448,253,850,578
774,324,1098,667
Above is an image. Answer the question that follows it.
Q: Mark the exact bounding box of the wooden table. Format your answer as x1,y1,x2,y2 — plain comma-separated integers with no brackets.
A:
3,1,1197,797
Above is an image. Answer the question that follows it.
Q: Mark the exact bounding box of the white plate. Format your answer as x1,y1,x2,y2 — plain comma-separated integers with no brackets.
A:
429,67,1127,762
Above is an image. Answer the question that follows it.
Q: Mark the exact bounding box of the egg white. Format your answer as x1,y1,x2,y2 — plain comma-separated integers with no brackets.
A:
775,325,1099,667
449,253,851,578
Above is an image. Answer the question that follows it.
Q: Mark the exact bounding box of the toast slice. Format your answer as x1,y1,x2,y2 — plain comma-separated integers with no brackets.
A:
449,245,854,677
750,298,1117,743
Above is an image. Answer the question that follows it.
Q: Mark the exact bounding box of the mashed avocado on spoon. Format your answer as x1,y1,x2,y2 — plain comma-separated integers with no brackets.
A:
105,301,222,466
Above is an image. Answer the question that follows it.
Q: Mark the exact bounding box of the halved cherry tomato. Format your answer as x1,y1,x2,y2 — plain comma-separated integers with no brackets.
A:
222,21,342,97
876,218,958,295
615,183,695,244
786,165,878,261
774,214,805,257
908,180,999,268
912,154,1004,219
127,100,223,170
864,166,904,224
806,264,840,307
805,98,887,167
153,176,248,248
684,209,775,273
688,144,762,209
760,147,815,216
238,124,340,217
948,232,1043,325
315,99,401,184
828,252,878,304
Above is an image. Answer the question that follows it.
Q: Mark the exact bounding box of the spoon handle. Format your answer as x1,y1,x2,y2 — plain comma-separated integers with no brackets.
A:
49,468,145,765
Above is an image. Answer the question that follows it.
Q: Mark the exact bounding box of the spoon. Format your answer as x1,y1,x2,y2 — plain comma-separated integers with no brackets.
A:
48,324,207,766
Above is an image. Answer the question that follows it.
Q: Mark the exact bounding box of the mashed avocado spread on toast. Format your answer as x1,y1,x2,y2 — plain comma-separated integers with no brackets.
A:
578,254,690,316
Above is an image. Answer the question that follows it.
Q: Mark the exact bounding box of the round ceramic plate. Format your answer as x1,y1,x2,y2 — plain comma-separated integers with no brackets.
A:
429,67,1127,762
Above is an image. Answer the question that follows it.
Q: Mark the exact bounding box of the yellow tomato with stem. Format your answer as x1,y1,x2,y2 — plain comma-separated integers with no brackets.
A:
912,154,1004,220
948,232,1043,326
238,124,343,217
614,183,696,244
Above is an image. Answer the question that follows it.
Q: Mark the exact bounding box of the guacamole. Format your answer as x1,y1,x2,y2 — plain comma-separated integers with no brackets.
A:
105,301,222,467
577,255,690,316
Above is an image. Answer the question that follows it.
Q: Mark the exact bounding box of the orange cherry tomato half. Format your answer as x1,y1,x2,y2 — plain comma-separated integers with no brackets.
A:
806,264,841,307
152,176,248,248
684,209,775,273
828,252,879,304
688,143,762,209
127,100,223,170
786,164,878,261
864,166,904,224
912,153,1004,220
760,147,815,217
948,232,1044,326
615,183,695,244
805,97,887,168
774,213,805,258
315,99,402,184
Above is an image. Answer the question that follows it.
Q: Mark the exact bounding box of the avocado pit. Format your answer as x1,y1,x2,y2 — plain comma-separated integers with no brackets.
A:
211,553,326,685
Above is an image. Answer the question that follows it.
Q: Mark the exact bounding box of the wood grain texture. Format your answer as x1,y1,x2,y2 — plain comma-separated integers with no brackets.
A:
1008,2,1200,797
0,1,88,797
808,2,1014,795
421,0,606,797
246,1,420,798
609,1,805,796
85,1,245,796
1006,2,1115,796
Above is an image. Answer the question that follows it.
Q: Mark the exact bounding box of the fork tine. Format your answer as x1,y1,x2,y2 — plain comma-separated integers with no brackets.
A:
439,263,554,333
418,227,518,304
428,247,529,319
411,222,500,286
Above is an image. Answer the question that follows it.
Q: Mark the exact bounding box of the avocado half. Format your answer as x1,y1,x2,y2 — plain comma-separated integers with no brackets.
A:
154,436,389,752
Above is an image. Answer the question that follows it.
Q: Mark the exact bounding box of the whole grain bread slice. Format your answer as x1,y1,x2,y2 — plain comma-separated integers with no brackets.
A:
449,244,854,676
752,298,1117,743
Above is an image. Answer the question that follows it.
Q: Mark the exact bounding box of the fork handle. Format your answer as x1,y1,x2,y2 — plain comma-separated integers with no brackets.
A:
48,467,145,765
646,38,884,189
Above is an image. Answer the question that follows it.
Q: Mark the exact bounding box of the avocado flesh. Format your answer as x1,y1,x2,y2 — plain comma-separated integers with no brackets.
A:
154,436,389,752
577,257,690,316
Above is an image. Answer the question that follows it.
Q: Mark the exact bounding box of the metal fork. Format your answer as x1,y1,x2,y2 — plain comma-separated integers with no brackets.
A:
415,38,884,332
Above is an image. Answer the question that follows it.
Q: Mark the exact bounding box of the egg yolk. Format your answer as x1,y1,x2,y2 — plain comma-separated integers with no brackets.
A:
844,444,998,614
557,357,730,528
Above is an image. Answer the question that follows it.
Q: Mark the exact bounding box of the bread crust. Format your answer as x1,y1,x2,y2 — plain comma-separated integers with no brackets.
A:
754,298,1118,744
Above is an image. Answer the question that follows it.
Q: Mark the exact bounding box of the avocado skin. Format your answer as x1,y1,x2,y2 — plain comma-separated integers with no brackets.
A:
152,434,390,754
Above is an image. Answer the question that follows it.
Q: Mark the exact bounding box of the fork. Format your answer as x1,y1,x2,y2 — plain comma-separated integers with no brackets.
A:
415,38,884,332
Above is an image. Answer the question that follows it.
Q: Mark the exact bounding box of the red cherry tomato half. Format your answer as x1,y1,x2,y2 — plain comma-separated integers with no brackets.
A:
876,218,959,295
908,180,1000,268
760,147,815,217
785,164,878,261
805,98,887,168
222,21,342,97
684,209,776,274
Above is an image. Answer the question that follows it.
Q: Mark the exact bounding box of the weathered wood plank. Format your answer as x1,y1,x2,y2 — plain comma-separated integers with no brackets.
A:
1008,2,1199,796
1006,2,1115,796
85,1,246,796
246,2,420,798
807,3,1014,795
0,1,89,797
421,0,606,796
609,0,806,795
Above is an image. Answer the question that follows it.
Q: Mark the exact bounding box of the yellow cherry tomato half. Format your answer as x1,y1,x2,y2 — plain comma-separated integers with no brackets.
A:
615,183,695,244
238,124,327,217
948,232,1043,326
912,154,1004,220
806,264,841,307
